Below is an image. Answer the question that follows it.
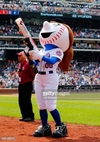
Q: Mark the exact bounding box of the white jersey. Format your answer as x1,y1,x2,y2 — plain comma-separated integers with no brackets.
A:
37,48,63,72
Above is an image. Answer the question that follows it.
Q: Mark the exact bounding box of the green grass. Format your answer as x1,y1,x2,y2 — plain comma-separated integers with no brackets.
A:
0,92,100,126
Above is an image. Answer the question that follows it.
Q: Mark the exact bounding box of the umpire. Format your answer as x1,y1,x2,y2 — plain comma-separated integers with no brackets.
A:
17,51,35,122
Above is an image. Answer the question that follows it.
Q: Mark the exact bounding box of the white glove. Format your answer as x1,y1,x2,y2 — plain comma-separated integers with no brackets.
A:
28,50,43,61
24,47,29,54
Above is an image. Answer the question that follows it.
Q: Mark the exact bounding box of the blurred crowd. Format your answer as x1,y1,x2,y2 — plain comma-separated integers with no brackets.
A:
0,0,100,16
0,23,100,50
0,59,100,88
58,60,100,86
0,23,100,39
0,49,5,58
0,60,18,88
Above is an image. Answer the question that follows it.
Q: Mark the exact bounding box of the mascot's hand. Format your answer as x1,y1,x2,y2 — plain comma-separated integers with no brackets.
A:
24,47,29,53
28,50,43,61
24,47,30,57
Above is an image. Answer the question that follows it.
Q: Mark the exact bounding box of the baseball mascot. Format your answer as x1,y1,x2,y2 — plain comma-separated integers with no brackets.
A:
15,18,74,138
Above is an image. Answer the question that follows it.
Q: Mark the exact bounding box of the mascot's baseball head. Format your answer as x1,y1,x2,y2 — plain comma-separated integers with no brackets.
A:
39,19,74,71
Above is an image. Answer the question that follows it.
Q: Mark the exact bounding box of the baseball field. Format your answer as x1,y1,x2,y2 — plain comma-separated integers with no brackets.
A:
0,92,100,142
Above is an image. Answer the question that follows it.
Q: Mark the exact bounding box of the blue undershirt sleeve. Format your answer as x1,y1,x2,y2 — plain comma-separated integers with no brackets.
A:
33,60,38,66
42,56,60,64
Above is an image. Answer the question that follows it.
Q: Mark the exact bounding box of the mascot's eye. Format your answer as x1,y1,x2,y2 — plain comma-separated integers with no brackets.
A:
41,32,54,38
56,23,60,26
54,23,61,26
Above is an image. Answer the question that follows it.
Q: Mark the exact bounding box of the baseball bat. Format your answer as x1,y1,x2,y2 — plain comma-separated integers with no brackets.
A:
15,17,38,51
15,17,30,38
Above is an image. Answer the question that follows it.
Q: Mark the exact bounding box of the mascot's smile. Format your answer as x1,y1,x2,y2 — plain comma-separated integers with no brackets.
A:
41,32,54,38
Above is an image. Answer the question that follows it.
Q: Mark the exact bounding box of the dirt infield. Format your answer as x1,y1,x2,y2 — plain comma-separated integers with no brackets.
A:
0,117,100,142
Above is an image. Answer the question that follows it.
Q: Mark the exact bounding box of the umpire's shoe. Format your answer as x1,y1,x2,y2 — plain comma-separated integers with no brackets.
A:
52,123,68,138
33,124,52,137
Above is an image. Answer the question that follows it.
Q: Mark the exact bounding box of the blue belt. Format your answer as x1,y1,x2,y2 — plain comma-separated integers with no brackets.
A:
38,71,53,75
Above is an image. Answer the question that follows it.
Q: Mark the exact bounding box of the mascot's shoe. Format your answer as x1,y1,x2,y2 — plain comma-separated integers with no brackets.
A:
33,124,52,137
52,123,68,138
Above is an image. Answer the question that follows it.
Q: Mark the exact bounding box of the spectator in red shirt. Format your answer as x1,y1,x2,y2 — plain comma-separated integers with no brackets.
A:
17,51,35,122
